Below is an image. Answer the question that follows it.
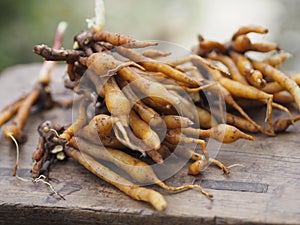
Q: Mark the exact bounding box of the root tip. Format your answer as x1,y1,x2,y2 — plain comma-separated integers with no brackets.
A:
207,193,213,198
223,168,230,175
13,165,18,176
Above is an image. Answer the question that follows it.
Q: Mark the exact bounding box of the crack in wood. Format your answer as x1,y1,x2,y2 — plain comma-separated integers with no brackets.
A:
195,179,268,193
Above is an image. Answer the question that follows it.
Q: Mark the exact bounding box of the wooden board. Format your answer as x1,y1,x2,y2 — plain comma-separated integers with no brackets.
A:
0,64,300,225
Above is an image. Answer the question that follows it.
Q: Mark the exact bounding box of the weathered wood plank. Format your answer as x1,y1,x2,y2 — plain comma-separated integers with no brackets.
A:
0,64,299,225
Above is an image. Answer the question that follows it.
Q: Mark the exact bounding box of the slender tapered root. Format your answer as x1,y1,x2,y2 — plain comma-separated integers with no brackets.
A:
156,181,213,198
64,146,167,211
8,134,19,176
208,158,230,174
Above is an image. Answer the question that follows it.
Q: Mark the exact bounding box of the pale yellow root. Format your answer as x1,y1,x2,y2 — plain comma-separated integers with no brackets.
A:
70,137,213,198
0,96,27,128
59,99,89,142
181,124,255,143
252,61,300,111
64,146,167,211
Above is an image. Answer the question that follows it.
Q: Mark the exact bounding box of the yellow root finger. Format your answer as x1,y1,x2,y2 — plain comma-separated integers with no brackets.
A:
64,146,167,211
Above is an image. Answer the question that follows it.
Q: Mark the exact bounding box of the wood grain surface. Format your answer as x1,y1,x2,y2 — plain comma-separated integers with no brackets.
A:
0,64,299,225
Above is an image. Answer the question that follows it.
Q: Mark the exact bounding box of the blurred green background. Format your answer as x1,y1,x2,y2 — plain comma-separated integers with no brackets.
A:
0,0,299,73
